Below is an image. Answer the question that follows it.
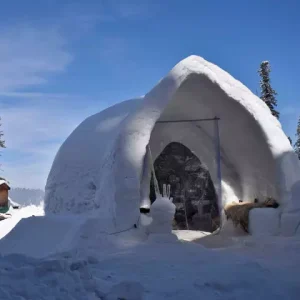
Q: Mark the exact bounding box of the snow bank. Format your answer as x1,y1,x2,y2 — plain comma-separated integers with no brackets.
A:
0,203,147,259
45,55,300,234
1,232,300,300
0,214,87,258
0,202,44,240
1,203,300,299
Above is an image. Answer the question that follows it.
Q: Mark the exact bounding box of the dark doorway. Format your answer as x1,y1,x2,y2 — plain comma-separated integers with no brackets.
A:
150,142,220,232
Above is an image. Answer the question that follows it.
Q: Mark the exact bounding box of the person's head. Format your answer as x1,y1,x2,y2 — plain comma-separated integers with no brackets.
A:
0,181,10,207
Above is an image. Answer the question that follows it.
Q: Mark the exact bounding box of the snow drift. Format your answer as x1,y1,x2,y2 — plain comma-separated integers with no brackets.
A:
45,55,300,234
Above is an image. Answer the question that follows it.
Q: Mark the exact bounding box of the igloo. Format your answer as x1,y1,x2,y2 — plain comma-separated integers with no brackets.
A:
45,55,300,235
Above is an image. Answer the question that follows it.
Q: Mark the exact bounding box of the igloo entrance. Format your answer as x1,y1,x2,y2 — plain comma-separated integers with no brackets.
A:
149,142,220,232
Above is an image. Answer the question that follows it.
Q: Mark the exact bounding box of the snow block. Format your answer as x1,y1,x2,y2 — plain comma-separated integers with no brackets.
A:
280,212,300,236
248,208,280,236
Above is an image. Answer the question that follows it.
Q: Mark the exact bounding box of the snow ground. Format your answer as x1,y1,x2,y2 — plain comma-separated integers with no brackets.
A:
0,204,300,300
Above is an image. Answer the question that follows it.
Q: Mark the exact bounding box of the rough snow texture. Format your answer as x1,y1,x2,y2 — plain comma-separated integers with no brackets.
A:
45,55,300,233
1,227,300,300
1,203,300,299
105,281,144,300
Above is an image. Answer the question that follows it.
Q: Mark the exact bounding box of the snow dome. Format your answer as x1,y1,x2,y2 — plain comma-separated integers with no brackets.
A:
45,55,300,234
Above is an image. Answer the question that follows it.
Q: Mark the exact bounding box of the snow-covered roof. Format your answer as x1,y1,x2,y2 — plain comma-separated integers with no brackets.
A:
0,180,10,190
45,55,300,234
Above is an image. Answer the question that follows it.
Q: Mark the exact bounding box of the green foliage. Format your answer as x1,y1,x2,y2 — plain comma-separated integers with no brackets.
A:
258,61,279,119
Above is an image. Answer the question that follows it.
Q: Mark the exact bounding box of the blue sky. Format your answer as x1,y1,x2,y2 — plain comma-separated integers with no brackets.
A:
0,0,299,189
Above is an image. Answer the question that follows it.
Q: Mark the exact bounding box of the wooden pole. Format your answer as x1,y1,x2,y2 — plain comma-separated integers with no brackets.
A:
214,117,223,229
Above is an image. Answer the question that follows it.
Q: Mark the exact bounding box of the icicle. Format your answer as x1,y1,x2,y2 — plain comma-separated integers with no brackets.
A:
167,184,171,199
163,184,167,198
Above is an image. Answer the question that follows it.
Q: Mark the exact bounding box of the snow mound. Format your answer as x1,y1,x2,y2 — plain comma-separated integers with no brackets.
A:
0,204,147,259
0,214,86,258
0,202,44,240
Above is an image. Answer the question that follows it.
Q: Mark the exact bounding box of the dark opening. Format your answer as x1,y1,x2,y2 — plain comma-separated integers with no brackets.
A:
149,142,220,232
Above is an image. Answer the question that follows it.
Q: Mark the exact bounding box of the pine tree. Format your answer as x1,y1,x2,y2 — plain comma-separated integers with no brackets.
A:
294,116,300,160
288,136,293,146
0,117,5,149
258,61,279,119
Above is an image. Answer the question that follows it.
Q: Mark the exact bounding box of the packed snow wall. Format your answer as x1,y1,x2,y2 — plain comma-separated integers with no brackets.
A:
45,55,300,233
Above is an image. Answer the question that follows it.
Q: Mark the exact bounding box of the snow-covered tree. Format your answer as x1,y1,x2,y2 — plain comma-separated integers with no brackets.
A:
258,61,279,119
294,116,300,160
